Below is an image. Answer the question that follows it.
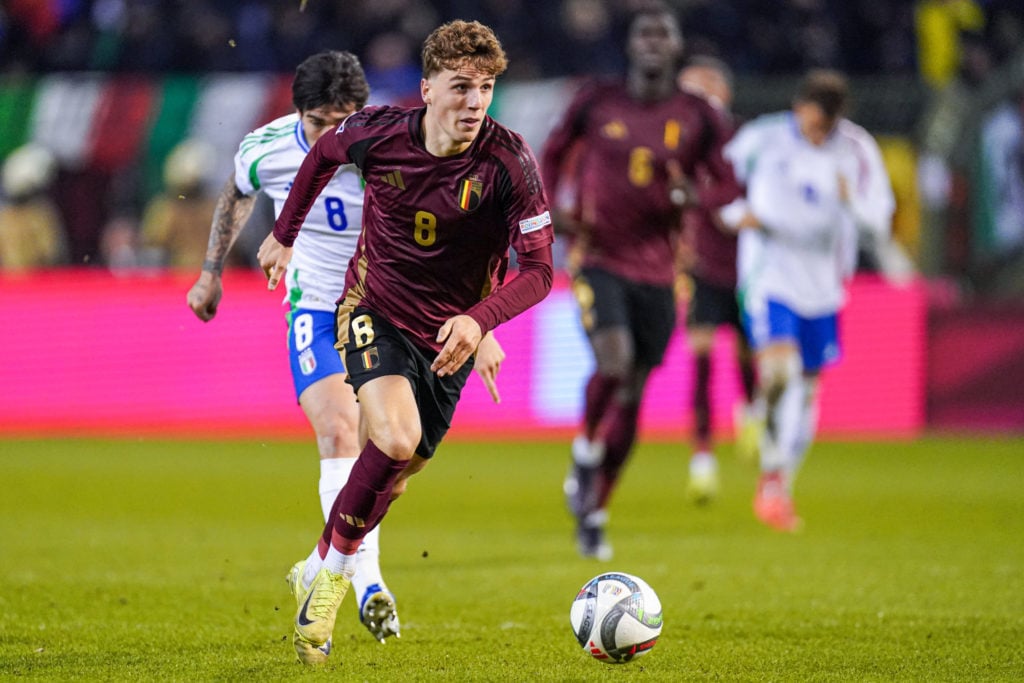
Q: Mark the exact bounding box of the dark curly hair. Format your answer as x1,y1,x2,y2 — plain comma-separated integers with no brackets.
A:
292,51,370,113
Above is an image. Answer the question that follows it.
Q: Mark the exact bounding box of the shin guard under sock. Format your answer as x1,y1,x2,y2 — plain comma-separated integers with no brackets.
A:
595,400,640,509
326,440,408,554
694,354,712,450
582,373,621,438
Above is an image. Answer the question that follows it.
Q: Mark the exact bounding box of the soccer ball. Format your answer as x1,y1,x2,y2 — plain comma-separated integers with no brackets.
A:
569,572,663,663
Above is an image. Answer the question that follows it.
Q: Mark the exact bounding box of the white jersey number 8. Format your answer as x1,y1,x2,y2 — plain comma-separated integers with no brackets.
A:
293,313,315,352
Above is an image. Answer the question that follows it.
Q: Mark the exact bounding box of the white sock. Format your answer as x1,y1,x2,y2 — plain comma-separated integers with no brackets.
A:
775,375,810,485
689,451,717,475
747,398,765,422
353,526,386,599
318,458,386,597
760,431,787,474
759,352,802,482
319,457,357,522
301,546,323,590
790,378,820,476
759,390,788,474
323,544,358,579
583,508,609,527
304,531,385,599
572,434,604,467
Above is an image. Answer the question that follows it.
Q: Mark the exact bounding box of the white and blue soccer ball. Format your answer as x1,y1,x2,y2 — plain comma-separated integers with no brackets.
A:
569,572,663,663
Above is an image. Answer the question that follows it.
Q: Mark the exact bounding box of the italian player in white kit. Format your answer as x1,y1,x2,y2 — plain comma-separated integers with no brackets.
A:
721,70,895,532
186,52,401,645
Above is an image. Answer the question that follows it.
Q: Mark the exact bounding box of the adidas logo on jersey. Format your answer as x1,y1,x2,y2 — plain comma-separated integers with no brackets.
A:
381,170,405,190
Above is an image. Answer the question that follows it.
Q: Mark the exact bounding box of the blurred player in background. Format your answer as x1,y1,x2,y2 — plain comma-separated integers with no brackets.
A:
257,20,553,664
676,56,758,504
721,70,894,531
0,143,66,270
140,138,220,269
541,3,741,560
185,51,400,645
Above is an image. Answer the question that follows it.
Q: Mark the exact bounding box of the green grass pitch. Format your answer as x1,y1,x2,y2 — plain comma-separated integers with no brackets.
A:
1,436,1022,681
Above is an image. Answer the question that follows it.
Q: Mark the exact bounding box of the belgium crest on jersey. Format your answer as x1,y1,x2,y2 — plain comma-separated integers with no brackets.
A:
457,175,483,212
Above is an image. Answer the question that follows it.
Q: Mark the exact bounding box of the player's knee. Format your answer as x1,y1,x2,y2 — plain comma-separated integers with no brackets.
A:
367,424,420,461
687,328,714,355
614,373,648,405
593,348,638,385
315,431,359,459
802,374,821,402
591,330,634,379
758,351,801,395
313,414,360,459
594,355,634,381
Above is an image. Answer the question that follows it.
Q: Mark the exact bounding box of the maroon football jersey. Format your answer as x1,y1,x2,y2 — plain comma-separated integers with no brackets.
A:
542,80,741,286
274,105,554,351
683,111,740,289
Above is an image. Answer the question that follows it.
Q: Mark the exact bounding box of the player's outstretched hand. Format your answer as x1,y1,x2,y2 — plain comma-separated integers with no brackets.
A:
256,233,293,290
432,315,483,378
474,332,505,403
187,271,223,322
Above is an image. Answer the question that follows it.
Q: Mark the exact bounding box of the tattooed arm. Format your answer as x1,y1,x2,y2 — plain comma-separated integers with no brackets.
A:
186,176,258,322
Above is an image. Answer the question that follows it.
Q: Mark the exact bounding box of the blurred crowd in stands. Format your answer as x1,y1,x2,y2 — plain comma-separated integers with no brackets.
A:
0,1,1020,83
1,0,1023,297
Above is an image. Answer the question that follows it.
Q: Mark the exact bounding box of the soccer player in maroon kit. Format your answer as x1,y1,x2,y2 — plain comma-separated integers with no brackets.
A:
677,57,759,505
541,4,741,560
258,20,554,664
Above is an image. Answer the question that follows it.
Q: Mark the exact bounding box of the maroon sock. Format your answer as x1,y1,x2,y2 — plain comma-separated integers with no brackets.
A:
694,354,712,451
316,491,347,558
595,470,612,515
582,373,620,438
325,440,408,554
595,400,640,509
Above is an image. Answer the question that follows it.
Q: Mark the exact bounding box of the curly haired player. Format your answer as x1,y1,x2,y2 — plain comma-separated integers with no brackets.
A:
258,21,554,664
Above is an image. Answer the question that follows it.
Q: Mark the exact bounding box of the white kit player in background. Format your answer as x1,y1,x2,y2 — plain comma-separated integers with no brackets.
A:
719,69,895,532
186,51,401,642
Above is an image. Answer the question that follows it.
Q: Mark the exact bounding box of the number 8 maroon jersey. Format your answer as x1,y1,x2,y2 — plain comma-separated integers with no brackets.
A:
275,105,554,352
